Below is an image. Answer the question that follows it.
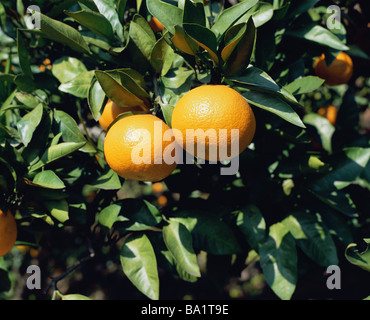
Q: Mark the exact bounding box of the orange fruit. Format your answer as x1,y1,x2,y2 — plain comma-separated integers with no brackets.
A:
317,105,338,125
39,65,46,72
171,85,256,161
157,195,167,206
0,210,17,257
149,17,164,33
314,52,353,86
104,114,178,182
99,99,147,131
43,58,51,65
152,182,164,193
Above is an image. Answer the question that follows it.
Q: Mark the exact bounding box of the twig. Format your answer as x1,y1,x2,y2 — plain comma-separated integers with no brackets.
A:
152,73,162,116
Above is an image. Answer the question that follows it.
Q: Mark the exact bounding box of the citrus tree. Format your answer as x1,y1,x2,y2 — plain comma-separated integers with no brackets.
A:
0,0,369,300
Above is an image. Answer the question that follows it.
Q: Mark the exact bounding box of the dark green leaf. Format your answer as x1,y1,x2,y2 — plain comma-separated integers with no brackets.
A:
64,8,115,41
236,204,266,251
345,240,370,272
17,30,33,79
183,0,206,27
304,113,335,153
282,212,338,267
259,222,297,300
87,77,105,121
284,76,325,95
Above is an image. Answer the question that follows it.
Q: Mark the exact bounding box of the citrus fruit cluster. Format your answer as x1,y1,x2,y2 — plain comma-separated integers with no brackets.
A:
101,85,256,182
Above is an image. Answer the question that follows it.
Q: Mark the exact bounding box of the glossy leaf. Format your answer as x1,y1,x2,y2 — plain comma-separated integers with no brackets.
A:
52,57,88,84
259,222,297,300
120,233,160,300
17,103,43,146
286,25,349,51
211,0,258,40
32,170,66,189
92,0,124,40
163,219,201,277
147,0,183,35
17,30,33,79
58,70,94,98
237,87,305,128
283,212,338,267
345,240,370,272
87,77,105,121
129,15,156,60
183,0,206,27
89,168,121,190
304,113,335,153
44,199,69,223
236,204,266,251
64,9,115,41
23,11,91,55
95,70,144,107
171,25,198,56
284,76,325,95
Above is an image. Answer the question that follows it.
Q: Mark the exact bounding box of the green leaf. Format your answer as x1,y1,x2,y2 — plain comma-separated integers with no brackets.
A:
147,0,183,35
259,222,297,300
282,212,338,267
129,14,157,60
120,233,160,300
87,77,105,121
117,0,128,25
92,0,124,40
98,203,126,229
237,87,305,128
89,168,121,190
284,76,325,95
44,199,69,223
183,23,219,64
313,147,370,192
303,113,335,153
22,11,91,55
32,170,66,189
29,141,86,172
286,25,349,51
17,30,33,79
111,198,162,231
95,70,145,107
58,70,94,98
64,8,115,41
345,240,370,272
118,71,150,99
236,204,266,251
150,37,175,75
223,19,255,76
52,57,88,84
173,209,241,255
183,0,206,27
15,92,41,108
17,103,44,146
211,0,258,40
163,219,201,277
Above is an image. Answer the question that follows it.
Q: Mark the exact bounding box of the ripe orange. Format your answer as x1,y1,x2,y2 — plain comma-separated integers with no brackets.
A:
171,85,256,161
0,210,17,257
149,17,164,33
317,105,338,125
104,114,178,182
152,182,164,193
314,52,353,86
157,195,168,206
99,99,147,131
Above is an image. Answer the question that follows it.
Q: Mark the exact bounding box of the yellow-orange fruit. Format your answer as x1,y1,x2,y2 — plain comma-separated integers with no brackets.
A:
171,85,256,161
314,52,353,86
317,105,338,125
0,210,17,257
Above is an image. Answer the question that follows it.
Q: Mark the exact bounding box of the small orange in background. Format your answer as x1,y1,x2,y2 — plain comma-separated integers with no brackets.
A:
157,195,168,207
149,17,164,33
99,99,147,131
317,105,338,125
314,52,353,86
152,182,164,193
0,209,17,257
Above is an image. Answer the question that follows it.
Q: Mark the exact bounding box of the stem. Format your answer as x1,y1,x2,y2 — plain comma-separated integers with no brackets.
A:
152,73,162,116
